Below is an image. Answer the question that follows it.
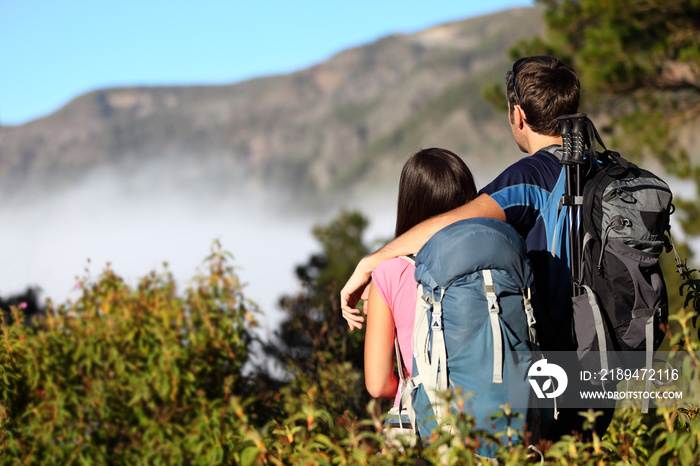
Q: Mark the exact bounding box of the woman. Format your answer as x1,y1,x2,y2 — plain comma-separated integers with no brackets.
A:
362,148,477,427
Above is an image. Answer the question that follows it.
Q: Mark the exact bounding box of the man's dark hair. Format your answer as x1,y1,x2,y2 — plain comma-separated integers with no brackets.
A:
506,56,580,136
395,148,477,238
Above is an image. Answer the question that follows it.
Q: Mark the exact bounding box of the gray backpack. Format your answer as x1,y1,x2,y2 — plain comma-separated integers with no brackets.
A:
564,120,678,412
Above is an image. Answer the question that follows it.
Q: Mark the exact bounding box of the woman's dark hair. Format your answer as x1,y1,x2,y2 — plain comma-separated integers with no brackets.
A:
394,148,477,238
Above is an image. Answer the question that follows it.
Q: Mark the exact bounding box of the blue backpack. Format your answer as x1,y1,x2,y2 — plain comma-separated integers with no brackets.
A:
400,217,540,458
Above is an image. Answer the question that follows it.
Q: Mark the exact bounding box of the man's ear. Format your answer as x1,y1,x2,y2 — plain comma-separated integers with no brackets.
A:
512,104,526,129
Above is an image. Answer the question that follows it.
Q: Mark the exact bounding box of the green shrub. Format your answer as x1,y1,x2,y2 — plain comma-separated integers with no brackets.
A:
0,241,259,464
2,238,700,464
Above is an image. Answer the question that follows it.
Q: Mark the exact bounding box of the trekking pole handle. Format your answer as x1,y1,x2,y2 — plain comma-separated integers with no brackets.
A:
557,113,587,165
559,117,572,162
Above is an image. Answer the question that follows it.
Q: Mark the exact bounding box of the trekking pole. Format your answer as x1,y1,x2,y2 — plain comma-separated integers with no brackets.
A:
557,113,587,296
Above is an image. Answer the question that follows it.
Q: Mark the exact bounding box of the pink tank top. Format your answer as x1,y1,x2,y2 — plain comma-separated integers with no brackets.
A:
371,257,417,406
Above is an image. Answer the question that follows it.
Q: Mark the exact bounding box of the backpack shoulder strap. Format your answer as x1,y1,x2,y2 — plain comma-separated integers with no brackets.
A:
394,255,416,382
482,269,503,384
399,255,415,265
523,287,539,349
537,144,565,162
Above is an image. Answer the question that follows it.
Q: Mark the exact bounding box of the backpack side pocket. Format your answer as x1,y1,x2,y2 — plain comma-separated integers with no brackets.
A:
596,238,667,351
572,287,621,377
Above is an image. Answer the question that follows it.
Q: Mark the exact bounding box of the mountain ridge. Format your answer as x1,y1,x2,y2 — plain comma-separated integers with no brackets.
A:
0,8,545,208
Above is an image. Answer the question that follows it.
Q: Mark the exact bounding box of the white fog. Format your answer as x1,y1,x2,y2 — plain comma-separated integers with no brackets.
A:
0,166,398,341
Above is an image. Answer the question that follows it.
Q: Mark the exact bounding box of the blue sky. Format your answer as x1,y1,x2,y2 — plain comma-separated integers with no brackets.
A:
0,1,533,126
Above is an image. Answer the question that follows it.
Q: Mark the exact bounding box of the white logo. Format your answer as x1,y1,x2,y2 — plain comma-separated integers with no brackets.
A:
528,359,568,398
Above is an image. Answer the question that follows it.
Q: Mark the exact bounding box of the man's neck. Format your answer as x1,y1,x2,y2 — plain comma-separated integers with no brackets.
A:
527,134,563,156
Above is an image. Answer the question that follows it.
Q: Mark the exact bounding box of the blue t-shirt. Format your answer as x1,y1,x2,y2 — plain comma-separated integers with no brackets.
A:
479,146,575,350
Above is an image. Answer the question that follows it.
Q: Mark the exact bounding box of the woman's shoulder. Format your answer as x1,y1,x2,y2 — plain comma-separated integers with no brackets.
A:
372,256,417,310
373,256,416,286
374,256,415,275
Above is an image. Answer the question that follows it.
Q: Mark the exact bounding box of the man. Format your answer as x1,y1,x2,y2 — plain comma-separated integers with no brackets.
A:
341,56,614,439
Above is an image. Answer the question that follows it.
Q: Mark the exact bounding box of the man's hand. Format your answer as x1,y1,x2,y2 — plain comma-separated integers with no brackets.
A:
340,259,373,330
341,282,370,331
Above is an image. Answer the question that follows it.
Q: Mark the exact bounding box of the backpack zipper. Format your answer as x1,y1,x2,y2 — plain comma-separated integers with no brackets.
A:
602,184,672,203
598,216,631,273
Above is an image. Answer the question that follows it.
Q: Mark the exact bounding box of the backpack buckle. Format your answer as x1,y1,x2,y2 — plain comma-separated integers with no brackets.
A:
430,290,445,330
484,284,498,312
482,270,499,312
421,292,433,311
431,313,442,330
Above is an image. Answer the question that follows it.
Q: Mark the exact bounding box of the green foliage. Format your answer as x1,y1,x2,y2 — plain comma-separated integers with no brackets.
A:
661,240,694,325
679,264,700,315
271,209,373,418
304,210,370,308
675,197,700,237
534,0,700,94
225,382,700,465
0,241,260,463
3,213,700,463
673,263,700,343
